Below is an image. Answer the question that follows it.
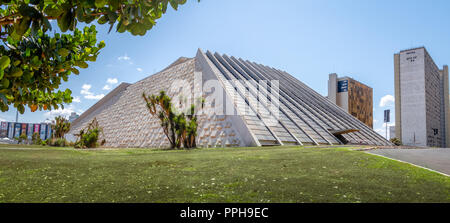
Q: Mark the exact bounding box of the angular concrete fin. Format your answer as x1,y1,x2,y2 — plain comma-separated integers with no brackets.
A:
195,49,261,146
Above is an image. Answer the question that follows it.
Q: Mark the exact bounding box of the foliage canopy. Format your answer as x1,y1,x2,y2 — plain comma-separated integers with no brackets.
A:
0,0,190,113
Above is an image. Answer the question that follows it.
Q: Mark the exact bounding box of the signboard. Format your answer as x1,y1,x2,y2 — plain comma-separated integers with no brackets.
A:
8,123,14,138
33,124,40,133
47,127,52,139
27,124,33,139
21,123,27,137
40,125,47,140
384,109,390,123
0,122,7,138
338,80,348,93
14,123,21,137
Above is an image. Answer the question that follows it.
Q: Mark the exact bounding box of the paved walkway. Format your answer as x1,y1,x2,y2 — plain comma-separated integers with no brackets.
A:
367,148,450,176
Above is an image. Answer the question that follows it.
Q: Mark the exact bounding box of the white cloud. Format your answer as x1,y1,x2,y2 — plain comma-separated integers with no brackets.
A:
44,106,75,119
379,95,395,107
84,94,105,100
106,78,118,84
118,54,131,61
137,68,143,72
72,96,81,103
80,83,104,100
103,78,119,91
80,84,92,95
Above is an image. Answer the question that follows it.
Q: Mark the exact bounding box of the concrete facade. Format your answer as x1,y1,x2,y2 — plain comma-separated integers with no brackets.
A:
328,74,373,128
68,49,391,148
389,125,395,140
394,47,450,147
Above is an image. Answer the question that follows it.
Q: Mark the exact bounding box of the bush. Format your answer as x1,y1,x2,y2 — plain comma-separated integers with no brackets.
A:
32,132,42,145
74,118,105,149
390,138,402,146
41,139,48,146
75,128,100,148
18,133,28,144
53,138,67,147
43,138,69,147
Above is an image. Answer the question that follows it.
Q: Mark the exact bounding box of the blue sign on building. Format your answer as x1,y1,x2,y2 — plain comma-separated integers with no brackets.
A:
338,80,348,93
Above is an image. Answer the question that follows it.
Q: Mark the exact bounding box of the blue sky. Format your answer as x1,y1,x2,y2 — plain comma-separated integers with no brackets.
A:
2,0,450,138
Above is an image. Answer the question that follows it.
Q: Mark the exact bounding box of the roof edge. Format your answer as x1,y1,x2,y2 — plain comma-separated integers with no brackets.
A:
71,82,131,127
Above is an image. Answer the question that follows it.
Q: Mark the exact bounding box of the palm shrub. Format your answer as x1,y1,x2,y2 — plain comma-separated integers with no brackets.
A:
143,91,204,149
46,116,71,147
52,116,71,139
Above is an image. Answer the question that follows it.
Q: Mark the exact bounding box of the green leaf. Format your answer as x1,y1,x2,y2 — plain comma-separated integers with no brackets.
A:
58,10,72,32
11,67,23,77
15,16,32,36
0,56,11,70
110,0,120,11
2,78,10,88
58,48,70,57
17,104,25,114
98,40,106,49
75,61,89,68
44,5,64,17
170,0,179,10
98,15,108,24
95,0,107,8
70,68,80,74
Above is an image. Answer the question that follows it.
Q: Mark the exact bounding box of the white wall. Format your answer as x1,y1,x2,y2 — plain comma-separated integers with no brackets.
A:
400,48,427,146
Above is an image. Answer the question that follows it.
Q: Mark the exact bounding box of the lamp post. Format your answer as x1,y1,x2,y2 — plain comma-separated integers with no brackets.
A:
384,109,390,139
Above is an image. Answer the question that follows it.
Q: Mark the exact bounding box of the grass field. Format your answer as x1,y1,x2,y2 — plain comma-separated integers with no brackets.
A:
0,144,448,203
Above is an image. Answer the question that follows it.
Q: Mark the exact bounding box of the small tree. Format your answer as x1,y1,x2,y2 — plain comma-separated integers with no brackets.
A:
18,132,27,144
52,116,70,139
143,91,203,149
32,132,41,145
0,1,193,112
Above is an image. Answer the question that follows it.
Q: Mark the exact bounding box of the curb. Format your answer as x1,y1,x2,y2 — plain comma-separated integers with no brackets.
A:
365,152,450,177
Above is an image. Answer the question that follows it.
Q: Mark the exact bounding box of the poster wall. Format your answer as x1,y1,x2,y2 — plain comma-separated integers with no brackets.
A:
14,123,21,138
8,123,14,138
27,124,33,139
40,125,46,140
0,122,52,140
0,122,8,138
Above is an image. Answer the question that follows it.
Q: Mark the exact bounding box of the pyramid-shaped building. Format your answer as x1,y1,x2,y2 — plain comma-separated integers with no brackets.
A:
68,49,391,147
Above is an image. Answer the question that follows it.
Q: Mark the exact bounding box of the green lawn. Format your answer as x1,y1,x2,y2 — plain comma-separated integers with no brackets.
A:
0,144,448,203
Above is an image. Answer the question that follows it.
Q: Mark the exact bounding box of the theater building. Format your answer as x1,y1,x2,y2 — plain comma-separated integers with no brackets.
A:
68,49,391,148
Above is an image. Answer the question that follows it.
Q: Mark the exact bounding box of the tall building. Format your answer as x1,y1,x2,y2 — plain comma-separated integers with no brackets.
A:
68,49,390,148
389,126,395,140
394,47,449,147
68,112,80,123
328,74,373,128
